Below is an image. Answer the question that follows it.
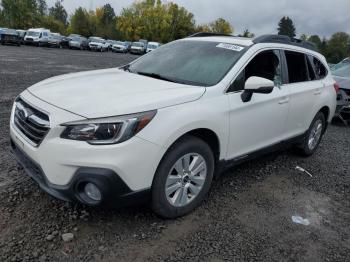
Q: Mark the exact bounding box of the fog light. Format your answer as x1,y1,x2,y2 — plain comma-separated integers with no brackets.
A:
84,183,102,201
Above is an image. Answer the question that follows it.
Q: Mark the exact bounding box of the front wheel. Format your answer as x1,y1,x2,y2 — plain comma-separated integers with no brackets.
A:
152,136,214,218
298,112,326,156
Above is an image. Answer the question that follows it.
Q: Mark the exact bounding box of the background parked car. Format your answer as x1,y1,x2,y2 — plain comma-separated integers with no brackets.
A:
68,34,81,39
0,29,21,46
332,57,350,71
139,39,148,49
60,36,70,49
89,37,109,52
333,64,350,119
24,28,50,46
69,36,88,50
124,41,132,52
16,29,26,44
106,39,117,51
47,33,62,48
130,41,146,54
112,41,129,53
146,42,161,52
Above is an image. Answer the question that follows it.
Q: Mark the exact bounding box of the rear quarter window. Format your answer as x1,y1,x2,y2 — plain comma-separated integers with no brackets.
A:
312,56,328,79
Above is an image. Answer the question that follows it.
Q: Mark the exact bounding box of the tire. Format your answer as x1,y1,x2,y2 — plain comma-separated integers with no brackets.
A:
298,112,326,156
152,136,214,218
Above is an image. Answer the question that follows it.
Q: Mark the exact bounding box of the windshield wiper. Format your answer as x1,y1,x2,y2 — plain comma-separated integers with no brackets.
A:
135,71,176,83
120,64,131,72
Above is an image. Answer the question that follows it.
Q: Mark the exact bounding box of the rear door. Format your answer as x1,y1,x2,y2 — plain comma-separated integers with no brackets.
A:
282,50,322,138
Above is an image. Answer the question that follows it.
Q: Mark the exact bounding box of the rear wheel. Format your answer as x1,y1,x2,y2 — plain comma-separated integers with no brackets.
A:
152,136,214,218
298,112,326,156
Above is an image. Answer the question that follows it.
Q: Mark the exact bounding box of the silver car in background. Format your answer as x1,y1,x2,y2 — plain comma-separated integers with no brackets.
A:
130,42,146,54
333,64,350,121
111,41,128,53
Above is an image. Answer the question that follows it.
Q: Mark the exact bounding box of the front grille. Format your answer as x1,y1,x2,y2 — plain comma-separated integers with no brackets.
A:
14,98,50,146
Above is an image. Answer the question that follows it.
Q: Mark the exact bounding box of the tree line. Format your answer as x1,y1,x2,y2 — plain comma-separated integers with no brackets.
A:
278,16,350,63
0,1,349,63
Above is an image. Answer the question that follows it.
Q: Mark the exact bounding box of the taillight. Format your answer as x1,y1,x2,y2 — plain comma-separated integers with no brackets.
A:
334,83,340,92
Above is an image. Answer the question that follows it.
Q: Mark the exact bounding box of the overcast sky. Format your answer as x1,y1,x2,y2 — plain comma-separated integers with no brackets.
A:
47,0,350,38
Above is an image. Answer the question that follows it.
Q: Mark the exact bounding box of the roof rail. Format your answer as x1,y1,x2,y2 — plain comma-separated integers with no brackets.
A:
253,34,317,51
188,32,233,38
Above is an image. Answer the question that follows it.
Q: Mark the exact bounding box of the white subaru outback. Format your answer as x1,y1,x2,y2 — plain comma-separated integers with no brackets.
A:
10,33,337,218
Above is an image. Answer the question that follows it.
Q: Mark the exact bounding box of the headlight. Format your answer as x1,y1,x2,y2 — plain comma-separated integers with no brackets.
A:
60,110,156,145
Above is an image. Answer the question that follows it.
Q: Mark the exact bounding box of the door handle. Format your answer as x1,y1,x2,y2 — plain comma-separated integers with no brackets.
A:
314,89,322,95
278,98,289,105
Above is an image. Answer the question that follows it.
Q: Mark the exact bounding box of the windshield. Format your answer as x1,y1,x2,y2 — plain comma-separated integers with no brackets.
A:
129,40,247,86
148,44,157,49
91,38,104,43
27,31,40,37
332,64,350,78
5,29,17,34
132,42,143,47
71,36,81,41
114,41,123,45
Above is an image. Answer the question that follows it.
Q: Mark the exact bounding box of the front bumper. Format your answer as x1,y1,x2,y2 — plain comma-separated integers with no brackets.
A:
130,49,143,54
10,140,150,207
89,45,101,50
112,47,127,52
10,91,166,193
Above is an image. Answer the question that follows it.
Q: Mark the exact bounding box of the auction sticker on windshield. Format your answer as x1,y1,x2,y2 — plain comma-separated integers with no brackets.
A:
216,43,244,52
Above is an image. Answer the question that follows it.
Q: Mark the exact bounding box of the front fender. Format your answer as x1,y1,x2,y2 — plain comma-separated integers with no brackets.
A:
136,96,230,160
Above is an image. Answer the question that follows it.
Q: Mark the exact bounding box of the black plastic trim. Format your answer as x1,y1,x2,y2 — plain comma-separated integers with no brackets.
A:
216,133,307,175
10,139,150,207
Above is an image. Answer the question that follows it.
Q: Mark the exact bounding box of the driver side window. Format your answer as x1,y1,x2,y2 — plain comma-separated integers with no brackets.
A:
228,50,282,92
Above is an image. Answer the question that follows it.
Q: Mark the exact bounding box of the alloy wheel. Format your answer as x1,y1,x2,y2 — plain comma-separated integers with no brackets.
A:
165,153,207,207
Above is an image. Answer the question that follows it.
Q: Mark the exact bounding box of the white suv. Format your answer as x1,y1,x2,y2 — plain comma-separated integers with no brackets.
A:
10,34,336,218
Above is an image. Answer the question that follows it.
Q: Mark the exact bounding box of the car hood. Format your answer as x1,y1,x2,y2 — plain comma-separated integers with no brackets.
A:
28,68,206,118
333,75,350,90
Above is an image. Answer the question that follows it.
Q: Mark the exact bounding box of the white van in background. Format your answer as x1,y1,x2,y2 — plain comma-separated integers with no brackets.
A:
146,42,161,52
24,28,50,46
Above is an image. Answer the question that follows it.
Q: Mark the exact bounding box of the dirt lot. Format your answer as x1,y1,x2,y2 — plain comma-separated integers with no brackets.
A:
0,45,349,262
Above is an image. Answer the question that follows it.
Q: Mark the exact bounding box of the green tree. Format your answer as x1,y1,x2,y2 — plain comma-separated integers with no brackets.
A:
307,35,322,50
37,0,48,16
209,18,233,35
116,0,195,42
300,34,308,41
49,0,68,26
41,15,65,34
69,7,92,37
325,32,350,63
166,2,195,41
0,0,41,28
196,18,233,35
277,16,296,37
239,29,255,38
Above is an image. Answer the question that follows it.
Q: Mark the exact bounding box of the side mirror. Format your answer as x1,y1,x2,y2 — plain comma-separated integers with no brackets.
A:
241,76,274,103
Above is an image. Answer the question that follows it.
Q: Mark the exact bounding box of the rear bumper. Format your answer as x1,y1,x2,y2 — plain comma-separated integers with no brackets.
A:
10,139,150,207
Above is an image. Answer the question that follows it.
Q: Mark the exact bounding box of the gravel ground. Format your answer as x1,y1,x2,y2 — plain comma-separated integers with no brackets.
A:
0,45,349,262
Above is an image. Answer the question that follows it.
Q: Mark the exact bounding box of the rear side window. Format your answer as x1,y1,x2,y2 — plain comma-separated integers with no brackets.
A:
285,51,309,83
312,57,328,79
306,57,316,81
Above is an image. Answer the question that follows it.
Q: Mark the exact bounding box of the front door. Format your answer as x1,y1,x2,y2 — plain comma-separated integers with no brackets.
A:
226,49,290,159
